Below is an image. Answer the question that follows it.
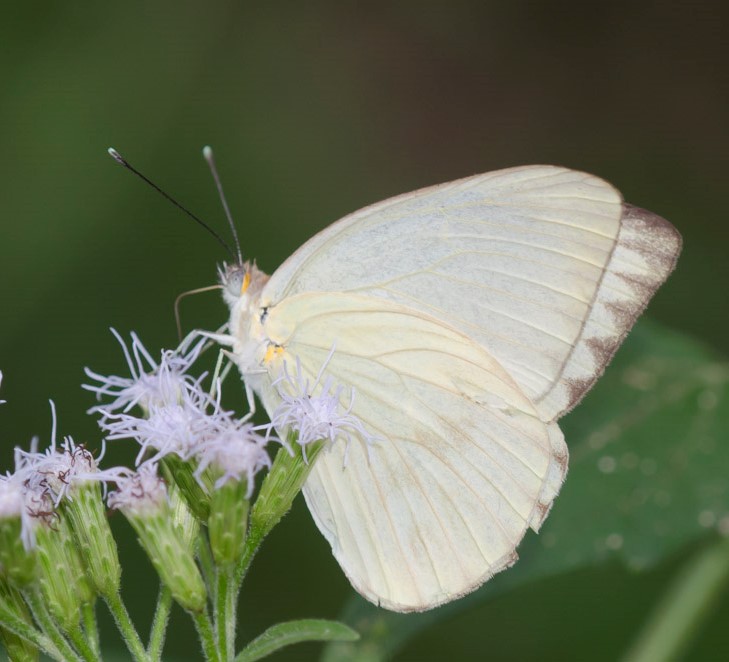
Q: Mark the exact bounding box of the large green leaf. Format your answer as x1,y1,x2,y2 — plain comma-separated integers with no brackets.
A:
322,320,729,661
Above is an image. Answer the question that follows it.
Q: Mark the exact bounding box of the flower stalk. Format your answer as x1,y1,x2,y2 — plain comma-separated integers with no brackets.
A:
248,437,325,551
102,591,150,662
147,587,172,662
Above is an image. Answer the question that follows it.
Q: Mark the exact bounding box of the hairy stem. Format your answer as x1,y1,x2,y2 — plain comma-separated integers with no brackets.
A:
147,586,173,661
103,591,150,662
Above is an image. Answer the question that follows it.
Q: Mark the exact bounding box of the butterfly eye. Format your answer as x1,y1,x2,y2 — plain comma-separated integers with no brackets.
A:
221,264,248,299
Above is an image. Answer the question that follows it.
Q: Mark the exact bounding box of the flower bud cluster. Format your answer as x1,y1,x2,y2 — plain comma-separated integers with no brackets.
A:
0,332,376,660
0,429,117,637
86,333,272,490
83,332,277,589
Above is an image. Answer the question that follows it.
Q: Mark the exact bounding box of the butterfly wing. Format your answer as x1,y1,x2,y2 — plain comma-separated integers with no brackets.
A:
257,292,567,611
261,166,681,421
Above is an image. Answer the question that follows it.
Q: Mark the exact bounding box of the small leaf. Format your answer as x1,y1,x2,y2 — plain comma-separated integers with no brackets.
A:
322,320,729,661
236,618,359,662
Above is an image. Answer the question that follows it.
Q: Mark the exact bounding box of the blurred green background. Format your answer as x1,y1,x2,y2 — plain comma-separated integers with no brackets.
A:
1,2,728,660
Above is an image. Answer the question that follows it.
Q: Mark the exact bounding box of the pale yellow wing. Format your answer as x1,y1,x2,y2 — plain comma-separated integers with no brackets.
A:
256,292,567,612
261,167,681,421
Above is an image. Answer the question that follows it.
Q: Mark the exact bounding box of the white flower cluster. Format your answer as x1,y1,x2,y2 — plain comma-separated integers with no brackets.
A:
84,330,206,414
1,332,376,550
1,410,97,549
84,331,272,494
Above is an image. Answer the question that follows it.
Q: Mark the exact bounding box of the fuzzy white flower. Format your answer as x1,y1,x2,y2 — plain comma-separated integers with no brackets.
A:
98,368,273,481
271,356,376,464
16,437,97,506
84,331,278,505
2,425,78,549
194,419,271,495
100,399,217,465
14,403,99,505
84,330,206,416
106,463,167,517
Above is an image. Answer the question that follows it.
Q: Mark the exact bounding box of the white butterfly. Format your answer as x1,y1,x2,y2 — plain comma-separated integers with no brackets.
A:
218,165,681,612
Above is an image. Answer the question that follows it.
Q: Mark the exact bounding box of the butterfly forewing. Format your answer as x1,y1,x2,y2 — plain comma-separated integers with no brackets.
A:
260,166,680,422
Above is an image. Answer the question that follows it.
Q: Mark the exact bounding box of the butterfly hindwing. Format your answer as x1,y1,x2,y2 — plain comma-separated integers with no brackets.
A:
257,292,567,611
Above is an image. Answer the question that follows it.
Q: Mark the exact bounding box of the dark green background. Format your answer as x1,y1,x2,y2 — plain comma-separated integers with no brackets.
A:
1,2,727,660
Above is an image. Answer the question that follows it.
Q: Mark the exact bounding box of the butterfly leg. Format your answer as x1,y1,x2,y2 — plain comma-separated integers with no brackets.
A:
197,329,236,347
244,380,257,417
175,325,229,355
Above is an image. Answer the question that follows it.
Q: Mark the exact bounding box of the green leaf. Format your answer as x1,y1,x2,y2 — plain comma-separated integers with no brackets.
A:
322,320,729,661
236,619,359,662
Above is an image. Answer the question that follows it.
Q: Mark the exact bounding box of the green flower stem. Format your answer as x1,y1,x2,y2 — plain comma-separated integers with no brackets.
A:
0,600,57,660
215,566,237,661
623,536,729,662
191,609,220,662
82,602,99,658
236,531,260,588
24,588,82,662
198,531,216,593
147,586,172,662
237,440,325,586
103,591,150,662
67,623,100,662
215,569,225,660
250,442,324,540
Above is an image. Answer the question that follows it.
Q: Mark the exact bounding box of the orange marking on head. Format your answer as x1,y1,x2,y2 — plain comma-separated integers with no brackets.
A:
241,270,251,295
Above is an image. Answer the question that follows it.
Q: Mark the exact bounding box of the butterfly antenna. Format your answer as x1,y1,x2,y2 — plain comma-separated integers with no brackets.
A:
203,146,244,265
174,284,224,342
107,148,237,261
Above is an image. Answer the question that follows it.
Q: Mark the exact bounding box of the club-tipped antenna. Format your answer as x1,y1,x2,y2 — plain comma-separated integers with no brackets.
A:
203,146,243,265
107,148,237,261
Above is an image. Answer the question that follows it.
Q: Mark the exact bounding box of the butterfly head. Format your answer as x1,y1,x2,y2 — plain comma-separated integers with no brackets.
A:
219,261,269,311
